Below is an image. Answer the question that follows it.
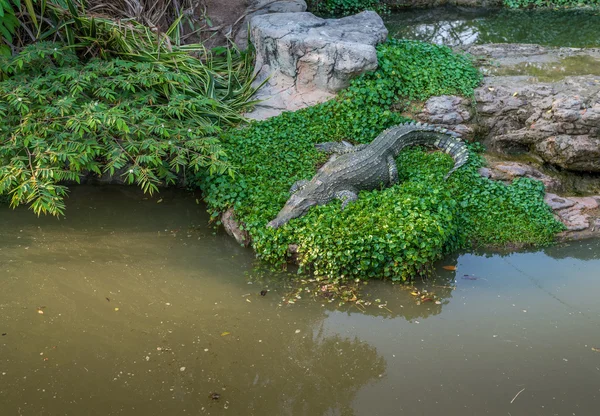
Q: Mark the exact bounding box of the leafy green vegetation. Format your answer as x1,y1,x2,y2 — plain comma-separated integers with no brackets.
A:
503,0,599,7
0,0,21,56
201,40,563,281
306,0,389,17
348,40,482,104
0,41,256,215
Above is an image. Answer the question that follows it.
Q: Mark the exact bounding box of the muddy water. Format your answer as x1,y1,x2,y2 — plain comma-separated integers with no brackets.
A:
385,7,600,48
484,55,600,82
1,187,600,415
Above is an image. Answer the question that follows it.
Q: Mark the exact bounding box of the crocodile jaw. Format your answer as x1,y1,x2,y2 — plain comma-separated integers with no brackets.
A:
267,195,318,229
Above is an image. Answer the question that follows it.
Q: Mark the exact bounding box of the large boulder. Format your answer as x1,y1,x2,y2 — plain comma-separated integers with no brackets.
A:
234,1,308,47
535,135,600,172
474,75,600,172
247,11,388,119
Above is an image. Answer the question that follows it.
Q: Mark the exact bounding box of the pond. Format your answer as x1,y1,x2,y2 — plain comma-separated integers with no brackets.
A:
1,186,600,415
385,6,600,48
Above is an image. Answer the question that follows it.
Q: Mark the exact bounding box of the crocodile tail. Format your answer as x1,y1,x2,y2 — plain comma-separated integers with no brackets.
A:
402,122,469,180
376,122,469,179
427,126,469,180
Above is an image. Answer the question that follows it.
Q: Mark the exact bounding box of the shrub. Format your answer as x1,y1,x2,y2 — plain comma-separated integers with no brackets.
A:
307,0,389,17
0,42,255,215
0,0,20,56
201,40,563,281
503,0,599,7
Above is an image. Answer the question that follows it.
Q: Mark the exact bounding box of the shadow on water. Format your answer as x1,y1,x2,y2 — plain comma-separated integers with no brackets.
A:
2,186,600,415
385,6,600,48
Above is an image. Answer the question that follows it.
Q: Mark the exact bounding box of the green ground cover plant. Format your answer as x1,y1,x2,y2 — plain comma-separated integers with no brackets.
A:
201,39,564,281
307,0,389,17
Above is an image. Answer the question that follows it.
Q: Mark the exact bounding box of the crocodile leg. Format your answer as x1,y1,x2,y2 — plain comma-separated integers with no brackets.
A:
289,179,309,194
334,190,358,209
387,155,398,185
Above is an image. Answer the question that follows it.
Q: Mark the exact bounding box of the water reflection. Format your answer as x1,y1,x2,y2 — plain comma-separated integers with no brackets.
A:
385,7,600,48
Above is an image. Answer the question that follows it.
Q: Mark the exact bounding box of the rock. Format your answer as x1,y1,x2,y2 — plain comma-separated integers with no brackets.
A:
478,167,492,178
247,11,387,119
234,1,308,48
221,208,251,247
544,193,576,211
417,96,473,133
544,192,600,236
440,44,600,173
475,75,600,171
287,244,300,263
484,161,561,192
569,197,599,210
559,211,590,231
535,135,600,172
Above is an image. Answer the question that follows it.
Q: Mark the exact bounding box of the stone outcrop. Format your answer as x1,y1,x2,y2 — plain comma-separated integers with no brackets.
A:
416,44,600,173
476,75,600,172
417,95,474,136
222,207,251,247
478,161,561,192
535,135,600,172
247,11,388,119
544,193,600,240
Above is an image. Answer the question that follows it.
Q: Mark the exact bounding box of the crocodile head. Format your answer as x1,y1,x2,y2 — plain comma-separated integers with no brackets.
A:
266,191,318,229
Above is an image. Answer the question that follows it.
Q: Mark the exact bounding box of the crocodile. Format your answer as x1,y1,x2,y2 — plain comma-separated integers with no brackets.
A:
266,123,469,229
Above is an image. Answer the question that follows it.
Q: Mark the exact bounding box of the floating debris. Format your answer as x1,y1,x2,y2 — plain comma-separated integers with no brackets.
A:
260,290,268,296
462,275,478,280
210,392,221,400
442,265,457,271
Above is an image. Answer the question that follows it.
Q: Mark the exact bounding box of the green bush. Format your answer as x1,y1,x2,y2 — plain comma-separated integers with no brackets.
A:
503,0,599,7
0,0,20,56
0,42,255,215
201,40,563,281
307,0,389,17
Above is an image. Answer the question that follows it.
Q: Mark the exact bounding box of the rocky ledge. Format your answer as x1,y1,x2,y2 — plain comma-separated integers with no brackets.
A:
545,193,600,240
417,44,600,173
